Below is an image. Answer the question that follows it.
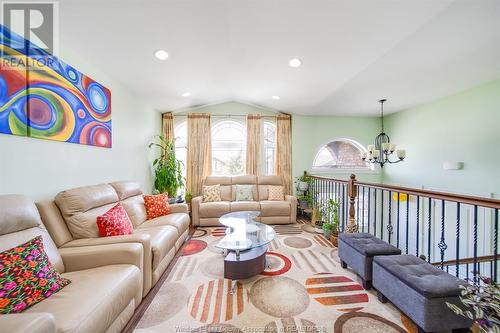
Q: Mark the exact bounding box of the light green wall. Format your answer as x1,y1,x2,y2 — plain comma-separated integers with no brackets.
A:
383,78,500,198
0,48,161,200
292,115,382,184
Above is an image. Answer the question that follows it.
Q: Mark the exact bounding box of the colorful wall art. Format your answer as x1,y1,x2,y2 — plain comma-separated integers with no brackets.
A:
0,25,112,147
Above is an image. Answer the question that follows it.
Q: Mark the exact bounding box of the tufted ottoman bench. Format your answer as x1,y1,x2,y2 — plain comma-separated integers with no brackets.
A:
338,232,401,289
373,255,473,333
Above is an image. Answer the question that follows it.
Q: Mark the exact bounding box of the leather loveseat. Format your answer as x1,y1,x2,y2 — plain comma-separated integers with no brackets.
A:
36,181,190,297
192,175,297,226
0,194,144,333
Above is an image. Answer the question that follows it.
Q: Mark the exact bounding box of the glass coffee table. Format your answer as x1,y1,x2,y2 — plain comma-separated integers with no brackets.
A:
216,211,275,291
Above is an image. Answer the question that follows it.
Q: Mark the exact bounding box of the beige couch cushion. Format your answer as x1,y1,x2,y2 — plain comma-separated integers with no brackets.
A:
260,200,290,217
199,201,230,218
109,181,142,200
0,194,65,273
257,175,283,200
137,213,190,235
64,203,117,239
134,226,178,270
204,176,232,201
230,201,260,212
121,195,148,227
26,264,141,333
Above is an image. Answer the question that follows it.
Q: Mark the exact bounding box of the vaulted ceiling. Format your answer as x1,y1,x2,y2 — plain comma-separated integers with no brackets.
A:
59,0,500,115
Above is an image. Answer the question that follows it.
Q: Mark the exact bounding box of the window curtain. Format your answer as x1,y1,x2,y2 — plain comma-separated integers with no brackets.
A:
275,113,292,195
186,113,212,196
162,112,174,143
246,114,262,175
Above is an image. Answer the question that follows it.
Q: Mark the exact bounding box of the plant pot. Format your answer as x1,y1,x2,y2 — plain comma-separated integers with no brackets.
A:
299,200,308,209
323,229,332,239
330,232,339,247
298,181,309,191
315,221,324,234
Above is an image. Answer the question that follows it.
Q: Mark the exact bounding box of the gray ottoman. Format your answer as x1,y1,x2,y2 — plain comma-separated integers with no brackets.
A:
338,232,401,289
373,255,473,333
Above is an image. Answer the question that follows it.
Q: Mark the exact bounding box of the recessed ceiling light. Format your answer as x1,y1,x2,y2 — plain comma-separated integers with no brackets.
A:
154,49,169,60
181,92,191,97
272,95,280,100
288,58,302,68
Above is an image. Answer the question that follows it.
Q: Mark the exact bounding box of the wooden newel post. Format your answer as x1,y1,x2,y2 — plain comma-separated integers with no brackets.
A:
345,174,359,233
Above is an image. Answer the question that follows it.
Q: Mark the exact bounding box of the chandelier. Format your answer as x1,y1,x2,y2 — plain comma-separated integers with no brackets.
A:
361,99,406,168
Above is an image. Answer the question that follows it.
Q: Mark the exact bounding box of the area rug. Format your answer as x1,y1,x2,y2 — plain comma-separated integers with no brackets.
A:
134,221,415,333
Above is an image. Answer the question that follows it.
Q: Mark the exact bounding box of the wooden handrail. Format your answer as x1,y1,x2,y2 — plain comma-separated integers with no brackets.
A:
309,175,500,209
432,255,496,267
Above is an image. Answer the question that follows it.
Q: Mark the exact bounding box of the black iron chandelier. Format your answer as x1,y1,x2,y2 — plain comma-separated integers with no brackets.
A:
361,99,406,168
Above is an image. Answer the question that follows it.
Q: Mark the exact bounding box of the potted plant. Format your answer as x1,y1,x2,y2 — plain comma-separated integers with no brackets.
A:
447,276,500,333
148,135,184,197
295,171,312,192
297,192,313,209
320,199,340,243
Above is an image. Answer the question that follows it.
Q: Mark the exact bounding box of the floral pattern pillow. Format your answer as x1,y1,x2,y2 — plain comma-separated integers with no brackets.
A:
202,184,221,202
0,236,70,314
268,185,285,201
143,193,171,220
235,185,254,201
96,203,134,237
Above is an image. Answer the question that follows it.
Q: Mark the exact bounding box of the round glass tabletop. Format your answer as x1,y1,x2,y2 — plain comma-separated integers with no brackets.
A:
216,211,276,251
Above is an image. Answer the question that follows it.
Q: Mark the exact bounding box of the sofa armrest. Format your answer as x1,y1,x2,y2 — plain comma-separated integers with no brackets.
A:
170,203,188,214
60,234,152,296
191,196,203,226
59,243,143,273
285,195,298,223
0,312,56,333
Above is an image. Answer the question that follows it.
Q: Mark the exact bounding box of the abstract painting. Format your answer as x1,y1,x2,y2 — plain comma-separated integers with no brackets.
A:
0,24,112,147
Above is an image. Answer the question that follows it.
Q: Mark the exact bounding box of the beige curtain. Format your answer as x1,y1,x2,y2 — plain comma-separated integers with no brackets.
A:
246,114,262,175
187,113,212,196
275,113,292,195
162,112,174,143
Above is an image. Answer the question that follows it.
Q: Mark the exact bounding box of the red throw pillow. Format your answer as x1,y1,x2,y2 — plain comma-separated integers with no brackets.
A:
96,203,134,237
0,236,71,314
143,193,171,220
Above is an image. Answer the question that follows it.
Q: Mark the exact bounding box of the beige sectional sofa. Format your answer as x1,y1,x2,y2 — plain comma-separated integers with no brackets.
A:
192,175,297,226
0,194,144,333
36,181,190,296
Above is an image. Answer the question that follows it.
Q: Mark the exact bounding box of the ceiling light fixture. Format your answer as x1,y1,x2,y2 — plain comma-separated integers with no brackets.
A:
181,92,191,97
154,49,169,60
272,95,280,100
288,58,302,68
361,99,406,167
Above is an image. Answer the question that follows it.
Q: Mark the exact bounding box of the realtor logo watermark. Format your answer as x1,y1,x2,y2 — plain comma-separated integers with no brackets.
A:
1,1,59,69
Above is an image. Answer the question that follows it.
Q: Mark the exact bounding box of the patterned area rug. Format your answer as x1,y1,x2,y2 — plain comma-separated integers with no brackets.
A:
134,222,415,333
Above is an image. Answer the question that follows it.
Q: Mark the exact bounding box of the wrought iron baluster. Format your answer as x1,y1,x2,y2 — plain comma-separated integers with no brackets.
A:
367,187,371,234
357,187,360,229
438,200,447,270
427,197,432,263
455,203,460,278
473,205,478,282
494,208,498,283
342,184,346,232
374,189,378,238
416,195,420,256
406,195,409,255
387,190,393,244
362,187,366,232
466,263,469,281
396,192,400,248
381,190,384,240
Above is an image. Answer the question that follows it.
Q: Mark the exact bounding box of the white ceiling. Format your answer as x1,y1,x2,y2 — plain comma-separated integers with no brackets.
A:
59,0,500,116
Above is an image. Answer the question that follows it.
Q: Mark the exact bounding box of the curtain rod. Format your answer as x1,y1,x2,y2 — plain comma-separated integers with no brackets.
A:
172,114,277,119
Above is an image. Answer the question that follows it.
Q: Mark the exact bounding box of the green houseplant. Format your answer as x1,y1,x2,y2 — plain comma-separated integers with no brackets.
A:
148,135,184,197
320,199,340,240
295,171,312,192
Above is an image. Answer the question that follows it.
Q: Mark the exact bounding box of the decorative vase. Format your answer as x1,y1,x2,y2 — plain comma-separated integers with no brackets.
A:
299,200,308,209
315,221,324,234
330,232,339,247
298,181,309,191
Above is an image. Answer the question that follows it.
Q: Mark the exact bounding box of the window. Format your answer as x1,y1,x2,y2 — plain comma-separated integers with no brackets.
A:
211,119,246,176
312,138,373,171
174,120,187,181
263,120,276,175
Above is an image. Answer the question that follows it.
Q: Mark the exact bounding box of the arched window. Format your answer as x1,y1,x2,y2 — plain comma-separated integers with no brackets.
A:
174,120,188,181
312,138,373,171
263,120,276,175
212,119,246,176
